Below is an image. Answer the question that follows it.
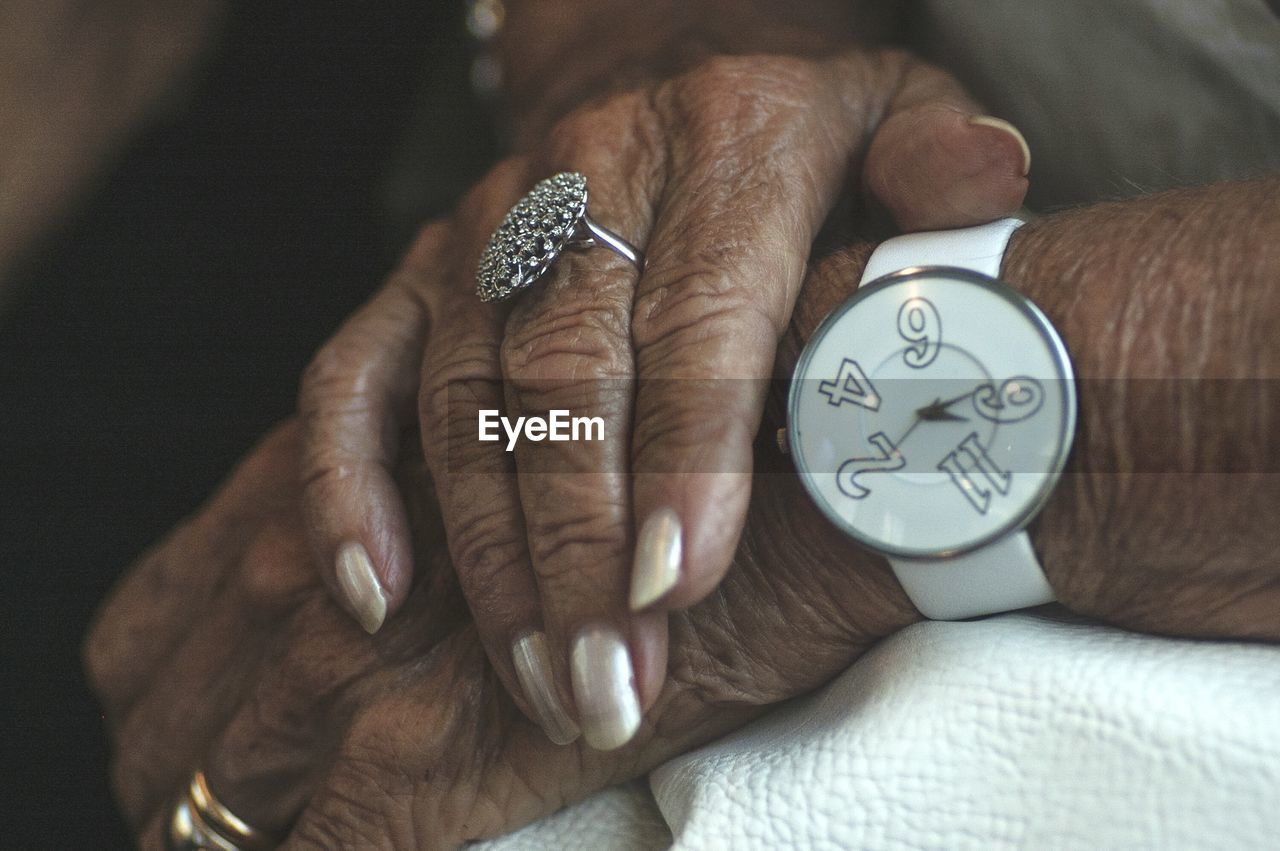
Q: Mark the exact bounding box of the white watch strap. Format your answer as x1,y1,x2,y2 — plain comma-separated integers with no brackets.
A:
859,218,1025,285
889,533,1053,620
859,217,1055,620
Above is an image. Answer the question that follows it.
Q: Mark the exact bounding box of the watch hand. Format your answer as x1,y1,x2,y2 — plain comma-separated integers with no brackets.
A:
894,417,923,447
915,394,971,422
896,394,960,447
896,384,983,446
930,387,981,409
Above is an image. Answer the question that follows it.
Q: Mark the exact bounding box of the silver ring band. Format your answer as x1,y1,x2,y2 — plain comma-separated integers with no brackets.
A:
477,172,643,302
570,210,644,269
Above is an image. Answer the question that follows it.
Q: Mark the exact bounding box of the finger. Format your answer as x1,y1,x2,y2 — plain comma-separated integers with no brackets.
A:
862,58,1030,231
108,513,315,828
625,52,1027,619
279,631,495,849
499,103,666,750
191,516,465,843
199,595,377,837
299,256,431,634
192,548,478,846
626,55,862,615
84,422,302,724
417,160,582,747
282,629,599,849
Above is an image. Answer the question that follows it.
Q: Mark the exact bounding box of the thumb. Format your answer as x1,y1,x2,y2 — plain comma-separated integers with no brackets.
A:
861,58,1030,231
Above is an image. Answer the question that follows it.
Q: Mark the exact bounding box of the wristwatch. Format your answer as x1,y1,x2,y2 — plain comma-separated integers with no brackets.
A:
785,219,1076,619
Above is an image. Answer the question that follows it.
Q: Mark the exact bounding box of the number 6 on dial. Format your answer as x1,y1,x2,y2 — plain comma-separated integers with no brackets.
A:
898,297,941,368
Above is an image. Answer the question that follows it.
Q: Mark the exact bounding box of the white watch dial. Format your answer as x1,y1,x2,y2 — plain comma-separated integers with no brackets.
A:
788,267,1076,559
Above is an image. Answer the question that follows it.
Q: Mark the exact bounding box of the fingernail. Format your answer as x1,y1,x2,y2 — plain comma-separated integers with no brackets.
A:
512,631,581,746
336,541,387,634
570,626,642,751
630,508,683,611
969,115,1031,176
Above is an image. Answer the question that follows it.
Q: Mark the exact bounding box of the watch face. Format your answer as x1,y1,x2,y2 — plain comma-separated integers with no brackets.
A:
788,267,1076,559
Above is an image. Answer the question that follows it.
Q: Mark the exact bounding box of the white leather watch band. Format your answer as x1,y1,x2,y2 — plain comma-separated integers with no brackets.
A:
860,218,1025,282
889,533,1053,620
858,218,1056,620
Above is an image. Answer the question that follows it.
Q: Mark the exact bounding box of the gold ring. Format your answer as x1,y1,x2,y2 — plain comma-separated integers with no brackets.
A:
165,770,276,851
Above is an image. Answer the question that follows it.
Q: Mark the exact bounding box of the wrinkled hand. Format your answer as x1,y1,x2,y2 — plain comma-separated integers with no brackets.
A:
298,49,1030,750
88,245,920,849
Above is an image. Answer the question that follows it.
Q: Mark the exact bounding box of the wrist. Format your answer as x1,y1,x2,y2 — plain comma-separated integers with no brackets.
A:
1001,185,1280,638
781,239,926,629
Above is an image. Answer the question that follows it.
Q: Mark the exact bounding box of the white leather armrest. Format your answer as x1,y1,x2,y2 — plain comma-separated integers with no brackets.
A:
652,613,1280,849
475,779,670,850
481,613,1280,849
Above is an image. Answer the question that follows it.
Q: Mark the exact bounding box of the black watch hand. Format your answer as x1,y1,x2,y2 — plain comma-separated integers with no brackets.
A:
894,386,982,448
915,392,972,422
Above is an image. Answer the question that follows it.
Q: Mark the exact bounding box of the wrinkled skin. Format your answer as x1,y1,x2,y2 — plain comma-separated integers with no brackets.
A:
296,48,1030,745
86,245,920,850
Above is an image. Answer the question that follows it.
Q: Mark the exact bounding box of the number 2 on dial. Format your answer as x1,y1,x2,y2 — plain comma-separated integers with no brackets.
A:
837,432,905,499
898,297,941,368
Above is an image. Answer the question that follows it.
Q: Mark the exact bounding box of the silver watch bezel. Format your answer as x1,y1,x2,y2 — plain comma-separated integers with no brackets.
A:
786,265,1077,561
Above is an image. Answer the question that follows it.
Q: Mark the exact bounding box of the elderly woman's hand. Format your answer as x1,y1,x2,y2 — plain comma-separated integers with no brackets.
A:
87,246,922,846
297,47,1030,750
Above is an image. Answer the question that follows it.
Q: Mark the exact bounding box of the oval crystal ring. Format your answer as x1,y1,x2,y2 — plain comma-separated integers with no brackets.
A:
476,171,644,302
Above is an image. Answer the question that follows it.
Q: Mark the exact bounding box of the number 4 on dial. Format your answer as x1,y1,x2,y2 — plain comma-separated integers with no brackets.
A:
819,358,881,410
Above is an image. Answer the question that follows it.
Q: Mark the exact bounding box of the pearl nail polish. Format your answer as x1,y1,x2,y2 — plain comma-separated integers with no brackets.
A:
512,631,581,746
570,625,642,751
336,541,387,634
630,508,682,611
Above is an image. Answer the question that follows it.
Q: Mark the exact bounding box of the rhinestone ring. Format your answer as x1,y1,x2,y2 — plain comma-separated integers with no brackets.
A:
476,172,644,302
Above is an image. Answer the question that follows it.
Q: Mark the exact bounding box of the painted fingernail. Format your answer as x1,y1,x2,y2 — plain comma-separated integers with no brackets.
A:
512,631,581,745
570,626,642,751
630,508,683,611
969,115,1032,176
336,541,387,634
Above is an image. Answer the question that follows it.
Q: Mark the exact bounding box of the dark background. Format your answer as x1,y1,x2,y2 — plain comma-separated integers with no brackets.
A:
0,3,493,845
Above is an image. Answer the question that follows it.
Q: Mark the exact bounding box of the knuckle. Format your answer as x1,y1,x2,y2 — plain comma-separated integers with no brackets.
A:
502,303,631,386
449,518,530,617
233,519,316,608
545,108,599,164
299,459,353,507
419,341,503,450
668,54,815,141
633,265,780,353
665,612,790,710
290,780,396,851
525,504,628,584
342,701,417,780
288,703,432,850
299,282,426,428
243,599,367,735
632,392,754,468
543,91,652,166
299,338,355,413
